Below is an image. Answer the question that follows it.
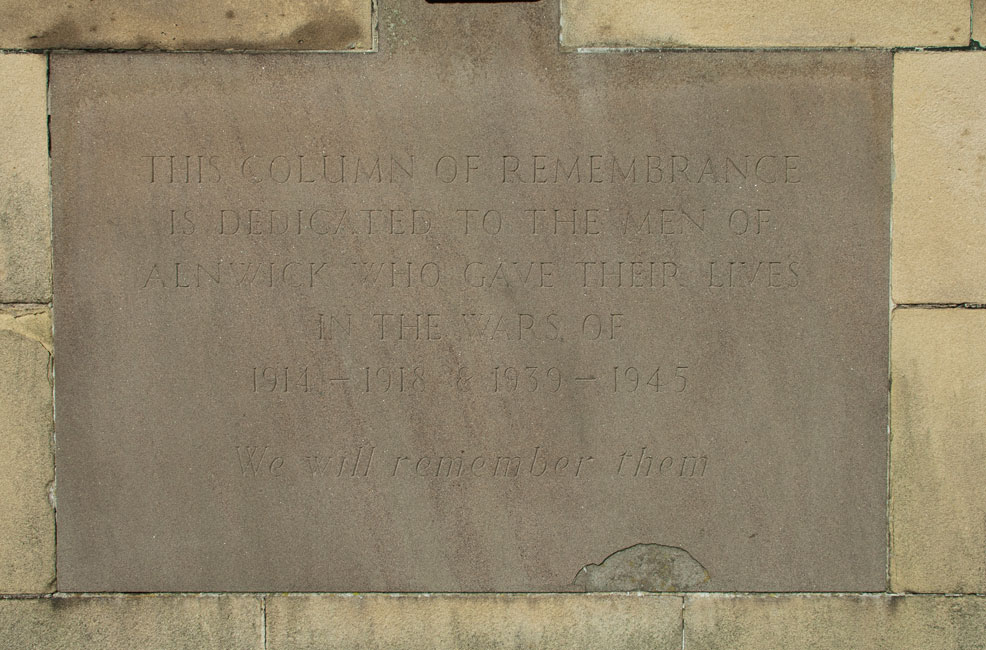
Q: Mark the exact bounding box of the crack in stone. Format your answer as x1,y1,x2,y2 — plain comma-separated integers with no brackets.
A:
0,308,52,354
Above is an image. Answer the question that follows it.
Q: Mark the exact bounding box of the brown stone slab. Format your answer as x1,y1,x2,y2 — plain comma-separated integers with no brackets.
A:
0,0,371,51
51,2,891,592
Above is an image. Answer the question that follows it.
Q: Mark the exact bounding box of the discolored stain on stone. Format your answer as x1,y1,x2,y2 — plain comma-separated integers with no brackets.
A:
574,544,710,592
0,1,372,50
25,19,85,48
275,13,364,49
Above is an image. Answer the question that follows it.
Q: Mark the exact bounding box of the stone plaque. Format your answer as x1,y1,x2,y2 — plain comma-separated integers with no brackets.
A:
51,3,890,592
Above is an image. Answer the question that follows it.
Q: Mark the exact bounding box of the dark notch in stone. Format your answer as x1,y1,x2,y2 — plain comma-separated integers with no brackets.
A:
426,0,540,4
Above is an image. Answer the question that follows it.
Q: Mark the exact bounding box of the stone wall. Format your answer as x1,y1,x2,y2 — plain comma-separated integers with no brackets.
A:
2,1,985,647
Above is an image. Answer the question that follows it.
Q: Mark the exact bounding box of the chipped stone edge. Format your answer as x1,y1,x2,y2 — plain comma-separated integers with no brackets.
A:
573,543,711,593
0,308,52,354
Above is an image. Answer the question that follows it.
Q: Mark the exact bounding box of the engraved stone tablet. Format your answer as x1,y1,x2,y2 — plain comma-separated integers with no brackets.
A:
51,3,891,592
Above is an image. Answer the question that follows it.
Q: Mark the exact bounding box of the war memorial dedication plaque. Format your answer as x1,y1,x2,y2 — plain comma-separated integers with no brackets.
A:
51,6,890,592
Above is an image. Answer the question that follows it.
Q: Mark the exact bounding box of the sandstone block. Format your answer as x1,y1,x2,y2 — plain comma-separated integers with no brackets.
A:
0,309,53,594
0,595,262,650
267,594,682,650
561,0,970,48
0,54,50,303
893,53,986,304
891,308,986,593
685,595,986,649
0,1,371,51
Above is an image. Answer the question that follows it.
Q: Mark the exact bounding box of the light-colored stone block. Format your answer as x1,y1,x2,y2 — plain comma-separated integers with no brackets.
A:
685,595,986,649
891,308,986,593
561,0,970,48
0,53,50,303
893,53,986,304
267,594,682,650
0,1,371,50
0,595,262,649
0,309,53,594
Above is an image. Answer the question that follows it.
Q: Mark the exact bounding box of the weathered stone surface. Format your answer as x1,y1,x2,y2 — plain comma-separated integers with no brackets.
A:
267,594,682,650
891,308,986,593
0,309,53,594
0,53,50,303
0,309,53,352
574,543,710,592
51,3,890,593
685,595,986,649
893,53,986,304
0,595,262,649
976,2,986,45
0,0,371,51
561,0,970,48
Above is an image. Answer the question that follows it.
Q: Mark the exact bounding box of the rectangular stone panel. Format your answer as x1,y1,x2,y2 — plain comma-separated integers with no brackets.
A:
685,595,986,649
891,308,986,593
0,595,262,650
0,309,54,593
267,594,682,650
892,52,986,304
0,0,371,51
51,4,891,592
561,0,970,48
0,53,50,303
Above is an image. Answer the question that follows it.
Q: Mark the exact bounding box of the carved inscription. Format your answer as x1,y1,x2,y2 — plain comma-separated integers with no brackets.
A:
132,149,815,473
234,445,709,480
